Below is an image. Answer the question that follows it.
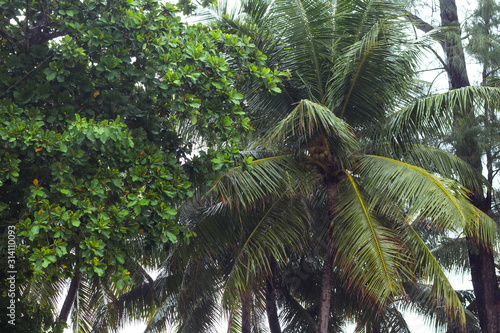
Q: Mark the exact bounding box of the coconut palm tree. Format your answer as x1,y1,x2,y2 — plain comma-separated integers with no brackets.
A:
200,0,498,331
117,0,500,332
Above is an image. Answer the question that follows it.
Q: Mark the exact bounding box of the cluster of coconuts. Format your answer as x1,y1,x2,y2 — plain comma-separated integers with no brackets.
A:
309,144,331,163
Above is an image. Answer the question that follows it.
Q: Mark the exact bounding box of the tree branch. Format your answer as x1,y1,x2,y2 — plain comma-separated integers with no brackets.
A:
425,45,449,72
404,12,435,34
0,29,18,45
25,0,29,48
403,12,449,71
0,29,19,53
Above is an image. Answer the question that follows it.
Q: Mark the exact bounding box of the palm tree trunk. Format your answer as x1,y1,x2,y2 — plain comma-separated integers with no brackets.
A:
241,291,252,333
317,176,338,333
438,0,470,89
317,240,334,333
59,270,81,323
468,240,500,333
266,259,282,333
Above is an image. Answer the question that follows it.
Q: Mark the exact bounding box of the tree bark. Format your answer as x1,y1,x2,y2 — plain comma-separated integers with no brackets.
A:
266,257,281,333
468,241,500,333
317,242,334,333
266,262,282,333
59,270,81,323
317,176,338,333
438,0,470,89
241,291,252,333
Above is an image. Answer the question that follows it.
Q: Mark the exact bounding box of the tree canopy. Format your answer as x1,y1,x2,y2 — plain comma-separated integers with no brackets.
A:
0,0,283,331
1,0,500,332
120,1,499,333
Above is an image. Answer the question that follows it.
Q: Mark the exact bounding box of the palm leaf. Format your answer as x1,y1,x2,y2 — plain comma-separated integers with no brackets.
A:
219,195,308,310
270,0,335,100
327,1,420,126
389,85,500,143
398,222,467,328
279,286,317,333
332,172,408,308
267,99,358,167
375,143,487,192
358,155,481,233
402,283,480,332
464,205,499,249
205,154,307,208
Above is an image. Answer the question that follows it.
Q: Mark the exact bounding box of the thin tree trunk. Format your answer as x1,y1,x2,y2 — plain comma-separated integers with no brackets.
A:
438,0,470,89
241,291,252,333
317,176,338,333
59,270,81,323
468,241,500,333
266,277,282,333
266,258,282,333
317,241,334,333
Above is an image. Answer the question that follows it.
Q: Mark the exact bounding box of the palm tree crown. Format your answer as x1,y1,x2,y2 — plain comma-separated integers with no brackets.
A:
123,0,500,332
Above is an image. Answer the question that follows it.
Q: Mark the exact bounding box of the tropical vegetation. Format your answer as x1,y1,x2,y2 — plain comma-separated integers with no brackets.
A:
118,0,499,333
0,0,282,331
0,0,499,333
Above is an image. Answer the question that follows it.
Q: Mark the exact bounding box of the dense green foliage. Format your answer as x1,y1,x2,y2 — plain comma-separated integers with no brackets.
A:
0,0,283,330
1,0,499,332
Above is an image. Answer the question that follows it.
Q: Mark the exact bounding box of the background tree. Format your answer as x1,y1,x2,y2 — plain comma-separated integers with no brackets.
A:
0,0,283,331
405,0,500,331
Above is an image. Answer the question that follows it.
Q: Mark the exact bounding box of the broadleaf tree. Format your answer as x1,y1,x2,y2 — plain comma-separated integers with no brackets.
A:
0,0,284,331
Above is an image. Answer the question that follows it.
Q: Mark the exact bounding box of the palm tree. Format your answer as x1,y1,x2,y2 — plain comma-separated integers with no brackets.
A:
122,183,311,332
198,0,498,332
118,0,500,332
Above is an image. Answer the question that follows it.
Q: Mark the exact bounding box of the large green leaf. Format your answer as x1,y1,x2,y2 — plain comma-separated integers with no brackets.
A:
332,172,407,308
389,85,500,143
358,155,482,233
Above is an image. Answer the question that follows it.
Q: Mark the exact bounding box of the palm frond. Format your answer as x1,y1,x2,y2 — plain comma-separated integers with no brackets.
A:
72,277,97,333
116,263,158,327
21,270,66,313
363,154,499,248
358,155,480,233
464,206,499,249
327,1,420,126
267,99,358,165
375,143,487,192
205,154,306,208
384,306,412,333
429,237,470,274
144,293,178,333
389,85,500,144
397,223,467,328
402,283,479,332
270,0,335,100
279,286,317,333
220,195,308,310
332,172,407,308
